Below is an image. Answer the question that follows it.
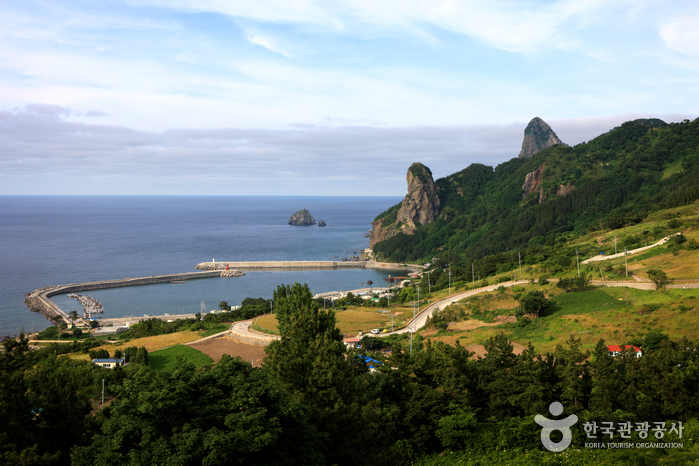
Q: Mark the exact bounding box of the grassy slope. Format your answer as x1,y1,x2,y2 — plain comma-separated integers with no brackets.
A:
255,304,418,335
149,345,213,372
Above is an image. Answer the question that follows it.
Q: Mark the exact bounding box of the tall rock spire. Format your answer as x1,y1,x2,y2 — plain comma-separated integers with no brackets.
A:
518,117,567,158
370,162,440,248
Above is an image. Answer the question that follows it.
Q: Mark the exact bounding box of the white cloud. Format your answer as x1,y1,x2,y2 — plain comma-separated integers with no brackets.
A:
660,15,699,56
247,33,293,58
133,0,614,54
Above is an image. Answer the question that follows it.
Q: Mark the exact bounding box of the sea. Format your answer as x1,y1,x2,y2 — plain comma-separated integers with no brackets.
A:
0,196,403,336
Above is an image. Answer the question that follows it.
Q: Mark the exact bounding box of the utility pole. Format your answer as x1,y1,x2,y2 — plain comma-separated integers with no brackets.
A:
576,250,580,277
101,379,105,410
472,263,475,286
518,251,522,277
614,236,618,255
417,286,420,315
410,329,413,357
625,247,628,278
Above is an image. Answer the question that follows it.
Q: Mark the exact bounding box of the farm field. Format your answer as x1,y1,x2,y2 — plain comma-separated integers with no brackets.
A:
255,304,420,336
426,285,699,354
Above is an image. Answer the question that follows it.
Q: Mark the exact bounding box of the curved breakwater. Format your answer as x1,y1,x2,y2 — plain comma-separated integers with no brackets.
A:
25,261,419,326
197,260,367,270
25,270,228,324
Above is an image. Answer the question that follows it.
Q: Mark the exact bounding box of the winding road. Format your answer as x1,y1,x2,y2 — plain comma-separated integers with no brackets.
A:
227,280,530,344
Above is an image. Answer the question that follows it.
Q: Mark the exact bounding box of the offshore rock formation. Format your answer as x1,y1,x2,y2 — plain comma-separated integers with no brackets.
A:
288,209,315,226
318,220,326,227
518,117,567,158
370,162,440,248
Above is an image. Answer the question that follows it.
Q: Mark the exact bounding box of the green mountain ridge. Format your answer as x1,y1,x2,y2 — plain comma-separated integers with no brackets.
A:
373,117,699,264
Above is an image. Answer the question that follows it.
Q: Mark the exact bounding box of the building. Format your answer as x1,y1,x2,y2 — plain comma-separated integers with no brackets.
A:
608,345,643,358
343,338,360,348
92,358,126,369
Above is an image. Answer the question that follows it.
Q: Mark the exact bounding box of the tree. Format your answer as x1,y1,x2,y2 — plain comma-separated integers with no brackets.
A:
218,300,229,311
1,333,96,464
264,283,363,465
69,310,79,328
556,274,590,293
72,357,324,466
517,290,551,317
647,268,669,292
265,283,350,406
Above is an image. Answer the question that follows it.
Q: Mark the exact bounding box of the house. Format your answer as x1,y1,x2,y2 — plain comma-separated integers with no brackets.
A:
343,338,361,348
608,345,643,358
92,358,126,369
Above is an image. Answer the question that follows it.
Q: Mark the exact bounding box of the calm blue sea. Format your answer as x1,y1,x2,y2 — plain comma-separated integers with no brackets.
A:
0,196,402,336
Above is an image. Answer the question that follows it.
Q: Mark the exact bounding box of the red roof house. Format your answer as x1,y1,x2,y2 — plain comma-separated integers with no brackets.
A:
608,345,643,358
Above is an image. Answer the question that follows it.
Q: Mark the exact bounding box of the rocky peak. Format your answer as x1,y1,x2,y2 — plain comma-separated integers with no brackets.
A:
400,163,440,227
370,162,440,248
288,209,315,226
518,117,567,158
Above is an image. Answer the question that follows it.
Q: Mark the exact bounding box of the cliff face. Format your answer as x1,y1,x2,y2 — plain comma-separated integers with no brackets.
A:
518,117,567,158
370,163,440,248
522,164,546,203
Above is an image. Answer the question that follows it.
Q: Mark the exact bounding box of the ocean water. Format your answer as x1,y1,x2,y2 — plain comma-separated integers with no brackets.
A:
0,196,402,336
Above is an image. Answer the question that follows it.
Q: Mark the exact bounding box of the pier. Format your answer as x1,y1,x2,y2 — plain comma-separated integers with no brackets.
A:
25,260,419,326
195,260,419,271
25,270,228,325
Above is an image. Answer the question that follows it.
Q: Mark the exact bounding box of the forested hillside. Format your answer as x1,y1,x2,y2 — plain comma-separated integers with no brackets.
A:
373,118,699,263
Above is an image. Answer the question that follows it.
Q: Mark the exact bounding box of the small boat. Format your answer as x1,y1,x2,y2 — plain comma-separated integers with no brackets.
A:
170,280,186,284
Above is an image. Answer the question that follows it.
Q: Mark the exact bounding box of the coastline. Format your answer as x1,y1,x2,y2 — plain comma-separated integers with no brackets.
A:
25,261,420,326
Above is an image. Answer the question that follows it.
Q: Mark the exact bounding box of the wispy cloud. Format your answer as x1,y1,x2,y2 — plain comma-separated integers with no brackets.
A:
659,15,699,57
247,33,293,58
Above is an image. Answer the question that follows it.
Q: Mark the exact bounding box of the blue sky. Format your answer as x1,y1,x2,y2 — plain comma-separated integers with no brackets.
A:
1,0,698,195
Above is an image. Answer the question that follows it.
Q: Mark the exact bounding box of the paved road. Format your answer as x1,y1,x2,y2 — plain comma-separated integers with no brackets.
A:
226,281,532,343
581,233,679,264
381,280,530,336
229,319,280,345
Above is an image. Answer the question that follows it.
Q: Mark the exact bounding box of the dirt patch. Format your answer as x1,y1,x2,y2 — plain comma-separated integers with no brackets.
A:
189,336,267,368
448,319,503,331
464,341,527,358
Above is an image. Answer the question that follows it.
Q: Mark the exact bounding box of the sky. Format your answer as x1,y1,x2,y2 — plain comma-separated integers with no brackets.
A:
1,0,698,196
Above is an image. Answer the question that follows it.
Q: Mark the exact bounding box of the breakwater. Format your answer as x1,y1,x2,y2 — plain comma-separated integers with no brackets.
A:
195,260,419,270
25,270,236,324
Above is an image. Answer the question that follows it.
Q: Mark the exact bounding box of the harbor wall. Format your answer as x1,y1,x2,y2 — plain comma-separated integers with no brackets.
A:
195,260,420,271
25,271,223,324
196,260,368,269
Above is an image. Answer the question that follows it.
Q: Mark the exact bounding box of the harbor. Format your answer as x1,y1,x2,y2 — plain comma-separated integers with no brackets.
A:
25,262,415,327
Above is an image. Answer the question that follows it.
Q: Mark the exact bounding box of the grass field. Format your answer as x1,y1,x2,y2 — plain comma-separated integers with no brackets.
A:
200,323,230,337
66,330,204,361
149,345,213,372
255,304,421,335
428,285,699,354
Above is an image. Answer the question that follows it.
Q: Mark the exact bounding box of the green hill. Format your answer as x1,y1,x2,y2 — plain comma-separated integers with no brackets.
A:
373,118,699,264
